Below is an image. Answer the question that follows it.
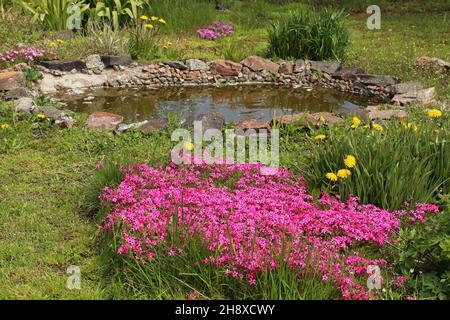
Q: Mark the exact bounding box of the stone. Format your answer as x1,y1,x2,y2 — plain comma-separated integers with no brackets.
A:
310,112,344,127
84,54,104,72
294,60,307,73
197,112,225,131
34,106,66,120
39,72,107,93
209,60,242,76
392,87,436,106
414,56,450,74
309,61,341,74
366,106,408,121
57,116,77,129
13,97,35,115
101,55,133,67
333,102,369,120
137,119,167,134
236,119,271,133
277,113,314,126
85,111,124,130
0,71,25,91
4,87,32,100
39,60,86,72
278,61,294,74
164,61,188,70
332,67,365,80
356,74,400,86
185,59,209,71
390,82,424,95
240,56,279,73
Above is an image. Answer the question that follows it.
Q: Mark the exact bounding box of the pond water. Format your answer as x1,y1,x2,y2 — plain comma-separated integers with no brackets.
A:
57,84,376,123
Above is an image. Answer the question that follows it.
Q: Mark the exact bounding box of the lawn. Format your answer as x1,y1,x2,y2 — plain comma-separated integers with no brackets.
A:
0,0,449,300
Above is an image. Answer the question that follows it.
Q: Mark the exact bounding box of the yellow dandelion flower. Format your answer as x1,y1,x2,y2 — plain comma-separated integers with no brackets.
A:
372,123,384,132
406,122,418,132
185,141,194,151
314,134,326,141
37,113,46,120
337,169,351,179
325,172,338,182
158,18,166,24
163,45,168,49
427,109,442,118
140,15,149,20
166,41,173,46
344,155,356,168
363,124,370,129
1,123,10,129
351,116,362,128
145,24,154,29
151,16,159,21
48,42,56,47
56,39,64,44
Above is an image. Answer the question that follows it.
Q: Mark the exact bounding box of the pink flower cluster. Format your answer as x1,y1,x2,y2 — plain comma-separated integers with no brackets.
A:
197,21,233,40
100,162,439,300
0,47,45,64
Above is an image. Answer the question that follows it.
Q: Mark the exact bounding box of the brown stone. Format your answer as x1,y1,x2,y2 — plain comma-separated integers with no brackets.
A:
414,56,450,74
85,112,123,130
277,113,314,126
240,56,279,73
137,119,167,134
185,71,202,80
0,71,25,91
310,112,344,127
210,60,242,76
366,106,408,121
278,61,294,74
236,119,271,133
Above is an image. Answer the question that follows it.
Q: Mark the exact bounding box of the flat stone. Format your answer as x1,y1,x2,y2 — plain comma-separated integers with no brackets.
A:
197,112,225,131
0,71,25,91
334,102,369,120
39,60,86,72
34,106,66,119
85,111,124,130
278,61,294,74
164,61,188,70
39,72,107,93
137,119,167,134
185,59,209,71
294,60,307,73
414,56,450,73
310,112,344,126
240,56,279,73
236,119,271,133
366,106,408,121
356,74,400,86
277,113,314,126
209,60,242,76
13,97,35,115
392,87,436,106
84,54,104,72
4,87,31,100
101,55,133,67
309,61,341,74
390,82,424,95
332,67,365,80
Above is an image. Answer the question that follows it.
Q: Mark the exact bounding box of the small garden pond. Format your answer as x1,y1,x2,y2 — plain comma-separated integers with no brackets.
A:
57,84,377,122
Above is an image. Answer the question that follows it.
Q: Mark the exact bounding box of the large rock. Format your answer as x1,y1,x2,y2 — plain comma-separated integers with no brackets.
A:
84,54,104,72
4,87,32,100
164,61,188,70
137,119,167,134
13,97,35,115
209,60,242,76
276,112,343,127
277,113,314,126
309,61,341,74
39,72,108,93
85,112,124,130
197,112,225,131
392,87,436,106
278,61,294,74
332,67,365,80
240,56,279,73
356,74,400,86
185,59,209,71
390,82,424,95
366,106,407,121
236,119,271,134
334,102,369,121
101,55,133,67
0,71,25,91
39,60,86,72
310,112,344,127
414,56,450,74
34,106,67,120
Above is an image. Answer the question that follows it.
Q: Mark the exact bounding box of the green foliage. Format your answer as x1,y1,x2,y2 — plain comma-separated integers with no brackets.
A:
20,0,90,31
87,0,144,31
268,7,349,60
298,111,449,210
23,66,43,88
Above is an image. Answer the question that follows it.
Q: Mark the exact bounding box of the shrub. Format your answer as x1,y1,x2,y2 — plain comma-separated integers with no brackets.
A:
268,7,349,60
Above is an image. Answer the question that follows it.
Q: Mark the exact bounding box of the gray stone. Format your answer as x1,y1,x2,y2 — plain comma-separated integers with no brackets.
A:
332,67,365,80
39,60,86,72
13,97,35,115
137,119,168,134
392,87,436,106
34,106,66,120
356,74,400,86
85,111,124,130
309,61,341,74
196,112,225,131
390,82,424,95
333,102,369,120
84,54,104,72
366,106,408,120
4,87,32,100
101,55,133,67
185,59,209,71
414,56,450,73
164,61,188,70
294,60,307,73
0,71,25,91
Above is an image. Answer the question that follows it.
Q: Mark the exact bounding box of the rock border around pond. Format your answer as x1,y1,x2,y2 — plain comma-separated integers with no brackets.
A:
0,55,444,132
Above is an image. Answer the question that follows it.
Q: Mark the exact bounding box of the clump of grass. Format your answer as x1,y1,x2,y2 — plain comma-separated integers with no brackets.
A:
268,7,349,60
